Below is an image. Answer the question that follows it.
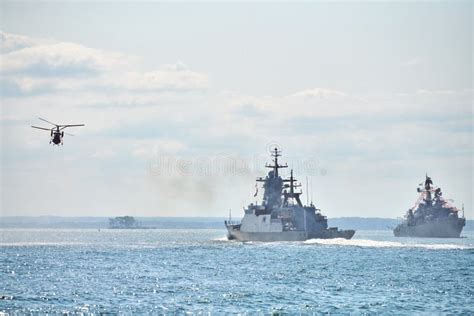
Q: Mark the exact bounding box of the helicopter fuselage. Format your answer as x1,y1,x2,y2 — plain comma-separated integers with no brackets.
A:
51,132,63,145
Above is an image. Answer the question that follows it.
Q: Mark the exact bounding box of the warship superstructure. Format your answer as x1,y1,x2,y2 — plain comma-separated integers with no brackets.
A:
225,148,355,241
394,175,466,238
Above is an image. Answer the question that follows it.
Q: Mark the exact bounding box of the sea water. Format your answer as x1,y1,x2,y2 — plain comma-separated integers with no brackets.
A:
1,229,473,314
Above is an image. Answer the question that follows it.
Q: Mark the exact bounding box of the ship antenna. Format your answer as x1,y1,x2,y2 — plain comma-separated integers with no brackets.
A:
265,147,287,178
229,208,232,222
274,147,279,177
306,176,309,206
310,177,314,205
462,203,465,218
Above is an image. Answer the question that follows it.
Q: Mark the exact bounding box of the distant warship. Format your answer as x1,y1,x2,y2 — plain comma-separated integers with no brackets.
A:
225,148,355,242
394,175,466,238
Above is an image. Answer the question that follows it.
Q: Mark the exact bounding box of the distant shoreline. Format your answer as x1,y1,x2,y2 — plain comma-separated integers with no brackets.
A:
0,216,472,231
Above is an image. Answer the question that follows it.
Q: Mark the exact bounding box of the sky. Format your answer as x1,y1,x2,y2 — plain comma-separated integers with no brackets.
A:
0,1,472,219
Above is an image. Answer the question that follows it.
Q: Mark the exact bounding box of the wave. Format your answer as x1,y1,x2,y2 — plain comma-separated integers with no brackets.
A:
303,238,473,250
0,242,89,247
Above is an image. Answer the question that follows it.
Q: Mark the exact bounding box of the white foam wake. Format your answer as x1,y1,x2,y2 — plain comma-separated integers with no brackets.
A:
212,236,230,242
304,238,473,250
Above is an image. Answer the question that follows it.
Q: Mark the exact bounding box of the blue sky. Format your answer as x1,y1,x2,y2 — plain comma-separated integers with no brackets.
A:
0,1,472,218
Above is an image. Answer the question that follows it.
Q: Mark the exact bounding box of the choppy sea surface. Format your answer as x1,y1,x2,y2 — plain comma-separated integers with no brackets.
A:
1,229,473,314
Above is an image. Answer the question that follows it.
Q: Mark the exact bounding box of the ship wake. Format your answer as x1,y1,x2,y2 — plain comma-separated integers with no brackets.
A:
304,238,473,250
212,236,230,242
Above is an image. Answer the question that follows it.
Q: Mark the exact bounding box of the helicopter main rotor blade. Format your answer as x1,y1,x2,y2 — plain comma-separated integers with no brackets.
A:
38,117,58,127
59,124,85,130
64,132,75,136
31,126,52,131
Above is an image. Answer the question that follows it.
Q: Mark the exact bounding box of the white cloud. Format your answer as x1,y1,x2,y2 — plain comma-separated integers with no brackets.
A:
291,88,347,98
112,66,208,92
2,42,129,76
0,32,208,95
0,31,50,53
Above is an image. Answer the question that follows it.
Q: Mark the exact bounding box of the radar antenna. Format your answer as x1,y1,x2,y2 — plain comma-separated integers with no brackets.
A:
265,147,288,178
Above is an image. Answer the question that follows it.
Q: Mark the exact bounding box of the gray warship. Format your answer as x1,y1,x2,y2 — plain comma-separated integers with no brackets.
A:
225,148,355,242
394,175,466,238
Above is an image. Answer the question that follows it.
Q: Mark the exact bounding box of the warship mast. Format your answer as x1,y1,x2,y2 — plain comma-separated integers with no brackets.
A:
283,169,303,207
256,147,288,209
265,147,287,178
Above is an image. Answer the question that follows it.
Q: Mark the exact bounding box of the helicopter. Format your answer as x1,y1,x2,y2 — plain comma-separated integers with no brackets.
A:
31,117,85,145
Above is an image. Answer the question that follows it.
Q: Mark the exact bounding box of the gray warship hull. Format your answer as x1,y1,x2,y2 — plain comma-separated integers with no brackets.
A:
226,226,355,242
393,217,465,238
